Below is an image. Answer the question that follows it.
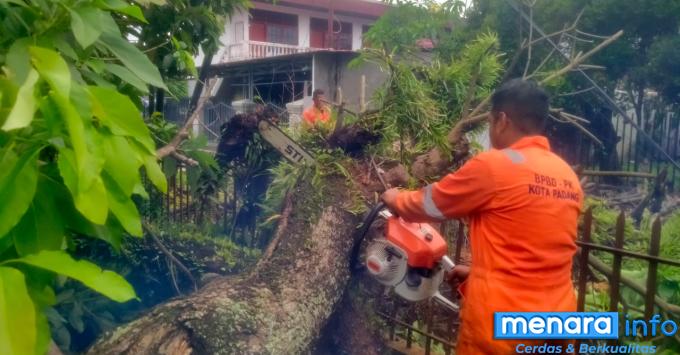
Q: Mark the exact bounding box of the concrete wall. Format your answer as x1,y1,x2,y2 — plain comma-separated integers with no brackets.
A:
312,52,387,113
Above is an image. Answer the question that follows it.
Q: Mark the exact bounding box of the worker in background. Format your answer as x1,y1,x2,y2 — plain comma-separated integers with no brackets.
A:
381,79,583,354
303,89,331,128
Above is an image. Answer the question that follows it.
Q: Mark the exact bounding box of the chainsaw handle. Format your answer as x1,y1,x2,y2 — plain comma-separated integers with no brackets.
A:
349,202,390,273
440,255,455,272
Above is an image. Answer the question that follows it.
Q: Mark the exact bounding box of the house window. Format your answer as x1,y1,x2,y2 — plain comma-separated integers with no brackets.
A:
250,9,298,45
310,18,352,50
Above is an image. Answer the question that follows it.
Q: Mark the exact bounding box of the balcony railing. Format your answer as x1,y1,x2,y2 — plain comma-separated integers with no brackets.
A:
222,41,314,63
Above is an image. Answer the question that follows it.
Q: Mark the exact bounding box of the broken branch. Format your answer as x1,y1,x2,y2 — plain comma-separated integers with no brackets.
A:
143,224,197,292
156,78,217,160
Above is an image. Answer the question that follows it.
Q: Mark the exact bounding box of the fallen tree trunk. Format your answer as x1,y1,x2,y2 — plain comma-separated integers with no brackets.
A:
88,178,363,354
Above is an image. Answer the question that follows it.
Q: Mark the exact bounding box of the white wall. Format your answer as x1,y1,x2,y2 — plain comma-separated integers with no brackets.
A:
352,22,363,50
195,8,249,65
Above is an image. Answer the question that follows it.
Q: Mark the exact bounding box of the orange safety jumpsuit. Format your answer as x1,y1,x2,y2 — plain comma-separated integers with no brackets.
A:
393,136,583,354
302,105,331,126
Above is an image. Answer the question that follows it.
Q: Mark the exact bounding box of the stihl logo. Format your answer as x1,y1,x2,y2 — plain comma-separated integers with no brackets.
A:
284,145,305,163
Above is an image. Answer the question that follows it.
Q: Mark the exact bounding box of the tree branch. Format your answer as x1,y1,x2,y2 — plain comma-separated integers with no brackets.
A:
143,224,198,292
540,30,623,84
171,151,198,166
156,78,217,160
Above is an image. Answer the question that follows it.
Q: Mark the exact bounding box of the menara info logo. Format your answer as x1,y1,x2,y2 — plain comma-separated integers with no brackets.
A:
494,312,618,339
494,312,680,339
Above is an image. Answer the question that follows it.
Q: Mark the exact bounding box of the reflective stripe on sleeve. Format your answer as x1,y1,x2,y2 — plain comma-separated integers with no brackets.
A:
423,184,446,220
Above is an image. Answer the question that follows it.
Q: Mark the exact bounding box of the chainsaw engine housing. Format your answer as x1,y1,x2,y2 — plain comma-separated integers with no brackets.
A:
385,217,448,269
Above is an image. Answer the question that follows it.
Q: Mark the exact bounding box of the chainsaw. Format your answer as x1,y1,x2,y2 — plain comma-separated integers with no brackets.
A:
352,202,459,311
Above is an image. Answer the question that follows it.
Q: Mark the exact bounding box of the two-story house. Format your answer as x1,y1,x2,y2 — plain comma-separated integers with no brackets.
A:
191,0,390,135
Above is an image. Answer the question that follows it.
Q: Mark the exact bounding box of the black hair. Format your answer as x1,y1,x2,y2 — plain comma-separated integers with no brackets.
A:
490,78,549,134
312,89,325,99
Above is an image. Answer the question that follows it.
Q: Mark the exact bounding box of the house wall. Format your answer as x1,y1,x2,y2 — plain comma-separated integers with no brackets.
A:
312,52,387,113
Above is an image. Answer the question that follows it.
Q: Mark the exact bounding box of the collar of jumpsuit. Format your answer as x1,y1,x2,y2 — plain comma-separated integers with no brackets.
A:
392,134,583,354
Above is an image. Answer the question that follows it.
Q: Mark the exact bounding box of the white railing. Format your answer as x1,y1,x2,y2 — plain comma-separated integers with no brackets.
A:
222,41,314,63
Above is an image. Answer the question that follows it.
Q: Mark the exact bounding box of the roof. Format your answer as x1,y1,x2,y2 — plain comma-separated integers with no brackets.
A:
252,0,390,19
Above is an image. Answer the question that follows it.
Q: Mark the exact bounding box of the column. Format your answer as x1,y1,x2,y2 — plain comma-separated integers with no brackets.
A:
298,14,310,48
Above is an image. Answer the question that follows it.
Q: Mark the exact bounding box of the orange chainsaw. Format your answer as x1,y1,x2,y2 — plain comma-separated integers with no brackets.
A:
352,203,458,310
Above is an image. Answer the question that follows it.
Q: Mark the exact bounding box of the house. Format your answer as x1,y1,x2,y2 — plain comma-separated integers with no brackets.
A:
189,0,390,141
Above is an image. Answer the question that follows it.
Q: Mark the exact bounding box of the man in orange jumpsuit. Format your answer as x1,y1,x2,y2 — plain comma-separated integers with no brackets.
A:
382,79,583,354
303,89,331,127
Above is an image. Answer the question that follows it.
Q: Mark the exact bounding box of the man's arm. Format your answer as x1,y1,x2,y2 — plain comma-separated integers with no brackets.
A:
382,156,496,222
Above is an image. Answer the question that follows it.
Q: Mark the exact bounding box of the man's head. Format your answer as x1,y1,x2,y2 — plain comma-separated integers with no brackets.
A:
312,89,326,109
489,78,549,149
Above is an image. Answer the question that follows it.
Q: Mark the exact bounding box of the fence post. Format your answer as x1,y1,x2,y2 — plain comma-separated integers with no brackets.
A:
644,217,662,319
389,302,398,341
577,207,593,312
609,211,626,313
575,208,591,355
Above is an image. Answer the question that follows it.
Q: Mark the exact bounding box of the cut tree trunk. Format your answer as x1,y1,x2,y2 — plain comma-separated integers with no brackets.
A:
88,178,364,354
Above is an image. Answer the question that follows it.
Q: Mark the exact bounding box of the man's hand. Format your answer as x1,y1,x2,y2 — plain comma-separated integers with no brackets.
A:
381,188,400,212
446,265,470,289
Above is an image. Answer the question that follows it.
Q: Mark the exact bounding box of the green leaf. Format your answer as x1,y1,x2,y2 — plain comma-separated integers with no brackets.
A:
70,7,104,49
53,37,78,61
103,135,142,196
6,39,30,85
99,0,147,22
2,69,39,130
11,181,65,256
29,46,71,96
98,33,167,89
57,148,108,224
0,266,37,355
89,86,155,152
143,154,167,193
0,148,39,238
162,156,178,177
105,63,149,93
34,308,50,355
102,173,142,236
4,251,136,302
132,181,149,199
41,175,122,250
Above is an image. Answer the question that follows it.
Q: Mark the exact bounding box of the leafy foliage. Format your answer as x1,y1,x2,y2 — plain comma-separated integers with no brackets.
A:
356,4,503,162
0,0,174,352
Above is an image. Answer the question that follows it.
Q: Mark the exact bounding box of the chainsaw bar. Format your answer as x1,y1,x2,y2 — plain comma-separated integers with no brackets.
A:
257,119,315,165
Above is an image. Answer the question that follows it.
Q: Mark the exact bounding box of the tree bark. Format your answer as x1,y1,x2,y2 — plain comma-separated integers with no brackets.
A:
88,178,362,355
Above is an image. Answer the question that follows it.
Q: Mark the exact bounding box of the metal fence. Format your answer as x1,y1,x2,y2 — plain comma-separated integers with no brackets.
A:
161,98,190,125
141,162,235,232
550,110,680,192
203,102,236,145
